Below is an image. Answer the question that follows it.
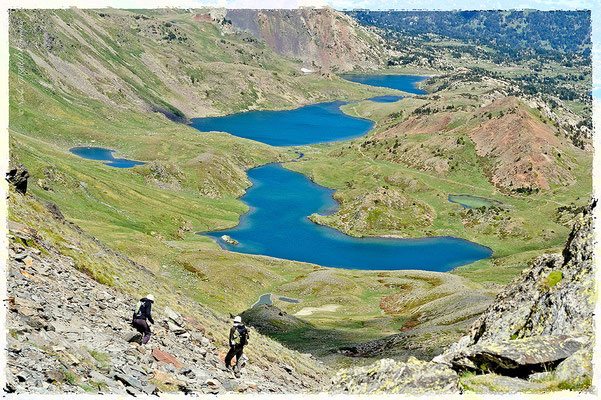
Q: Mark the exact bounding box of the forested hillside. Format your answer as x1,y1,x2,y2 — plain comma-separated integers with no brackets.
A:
345,10,591,56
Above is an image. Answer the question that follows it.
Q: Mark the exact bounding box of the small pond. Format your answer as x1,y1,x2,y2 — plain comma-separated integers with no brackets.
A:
70,147,146,168
252,293,300,308
448,194,503,209
278,297,300,304
252,293,272,308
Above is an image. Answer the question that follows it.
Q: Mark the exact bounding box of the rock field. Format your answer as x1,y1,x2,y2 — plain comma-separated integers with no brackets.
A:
5,220,327,394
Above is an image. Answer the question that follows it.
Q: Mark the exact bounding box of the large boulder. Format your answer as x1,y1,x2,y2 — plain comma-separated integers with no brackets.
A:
433,201,596,391
448,335,588,374
440,202,595,354
331,357,459,394
6,163,30,194
552,343,593,386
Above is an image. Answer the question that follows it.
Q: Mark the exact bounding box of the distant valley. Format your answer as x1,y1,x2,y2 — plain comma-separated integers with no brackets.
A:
6,6,593,395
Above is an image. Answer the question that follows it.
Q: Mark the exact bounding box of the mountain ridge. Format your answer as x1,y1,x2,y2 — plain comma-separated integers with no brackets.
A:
226,8,387,72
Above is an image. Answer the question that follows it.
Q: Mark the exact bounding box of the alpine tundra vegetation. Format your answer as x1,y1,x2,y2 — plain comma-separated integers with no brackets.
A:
5,6,593,395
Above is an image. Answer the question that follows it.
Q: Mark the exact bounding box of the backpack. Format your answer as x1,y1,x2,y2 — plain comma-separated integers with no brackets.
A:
132,300,144,320
232,325,248,346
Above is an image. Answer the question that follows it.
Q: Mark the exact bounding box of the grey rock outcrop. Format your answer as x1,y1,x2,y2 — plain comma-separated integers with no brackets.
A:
221,235,239,245
448,335,588,374
6,163,30,194
434,201,595,387
552,342,593,385
449,201,594,350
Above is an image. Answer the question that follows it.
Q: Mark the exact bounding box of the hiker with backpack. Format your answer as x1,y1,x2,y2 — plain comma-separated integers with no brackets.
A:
225,316,249,377
132,294,155,345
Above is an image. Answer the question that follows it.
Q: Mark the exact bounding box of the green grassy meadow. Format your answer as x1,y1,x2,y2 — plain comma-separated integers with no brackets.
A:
8,8,593,366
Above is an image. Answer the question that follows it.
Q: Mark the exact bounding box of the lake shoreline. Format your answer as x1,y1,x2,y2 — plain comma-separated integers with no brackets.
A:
185,78,399,120
185,72,429,121
201,164,492,272
193,75,492,271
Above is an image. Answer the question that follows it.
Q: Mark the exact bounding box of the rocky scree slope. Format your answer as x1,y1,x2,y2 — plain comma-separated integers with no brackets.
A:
4,186,330,395
226,7,387,72
9,8,386,120
331,201,595,394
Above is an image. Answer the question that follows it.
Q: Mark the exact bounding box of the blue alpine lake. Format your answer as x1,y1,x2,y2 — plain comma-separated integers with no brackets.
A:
195,75,491,270
70,147,145,168
340,74,428,94
191,101,374,147
190,75,427,146
204,164,492,272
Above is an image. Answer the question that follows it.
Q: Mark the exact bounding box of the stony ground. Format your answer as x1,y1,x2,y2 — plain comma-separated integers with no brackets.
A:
331,202,595,394
5,221,327,395
4,154,594,397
